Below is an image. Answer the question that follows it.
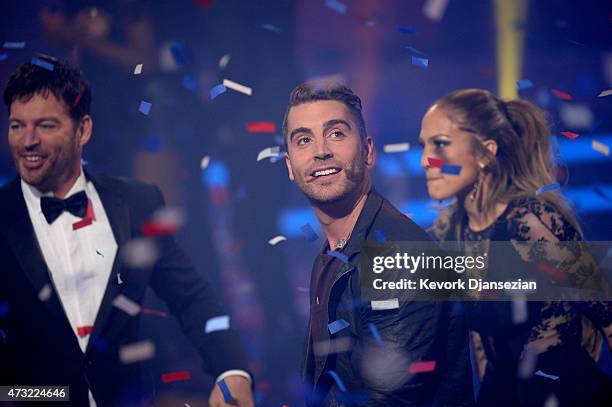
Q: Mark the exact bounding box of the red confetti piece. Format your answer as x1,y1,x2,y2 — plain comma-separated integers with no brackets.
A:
246,121,277,133
193,0,214,6
409,360,436,374
142,308,169,318
141,221,178,236
161,371,192,383
77,325,94,337
550,88,573,101
427,157,445,168
537,262,568,283
72,93,82,108
72,217,93,231
560,131,579,139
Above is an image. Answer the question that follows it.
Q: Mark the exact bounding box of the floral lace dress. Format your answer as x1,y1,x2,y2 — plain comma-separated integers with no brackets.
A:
430,197,612,406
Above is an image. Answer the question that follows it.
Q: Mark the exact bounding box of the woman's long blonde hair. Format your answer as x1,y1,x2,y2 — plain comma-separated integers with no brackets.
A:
434,88,582,237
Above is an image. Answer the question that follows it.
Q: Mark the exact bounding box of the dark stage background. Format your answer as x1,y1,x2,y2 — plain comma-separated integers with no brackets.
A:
1,1,611,406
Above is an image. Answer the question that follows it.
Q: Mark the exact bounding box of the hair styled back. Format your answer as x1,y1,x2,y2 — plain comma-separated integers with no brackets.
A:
282,81,366,146
435,88,581,235
3,55,91,124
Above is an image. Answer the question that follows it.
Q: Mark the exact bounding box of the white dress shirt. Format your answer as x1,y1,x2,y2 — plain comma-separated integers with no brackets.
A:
21,170,250,406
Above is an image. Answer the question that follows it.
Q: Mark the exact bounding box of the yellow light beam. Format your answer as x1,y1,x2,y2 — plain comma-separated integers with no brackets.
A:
495,0,527,98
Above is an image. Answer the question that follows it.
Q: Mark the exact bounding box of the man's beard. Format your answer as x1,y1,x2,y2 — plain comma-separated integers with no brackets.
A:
295,159,366,206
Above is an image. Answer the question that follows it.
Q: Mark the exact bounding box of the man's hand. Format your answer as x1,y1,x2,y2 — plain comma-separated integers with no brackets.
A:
208,375,254,407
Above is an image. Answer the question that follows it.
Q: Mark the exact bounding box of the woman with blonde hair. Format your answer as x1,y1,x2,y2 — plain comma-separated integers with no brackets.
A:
419,88,612,406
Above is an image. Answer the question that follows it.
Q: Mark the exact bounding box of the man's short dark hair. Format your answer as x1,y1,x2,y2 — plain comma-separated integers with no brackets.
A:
3,55,91,124
282,81,366,147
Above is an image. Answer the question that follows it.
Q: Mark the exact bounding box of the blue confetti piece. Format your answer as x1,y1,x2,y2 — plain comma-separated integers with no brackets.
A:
0,328,6,343
441,164,461,175
325,0,347,14
405,46,428,57
31,57,54,71
327,250,349,263
3,41,25,49
169,43,189,66
328,319,350,334
210,84,227,100
138,100,152,115
536,182,560,196
300,223,319,242
367,323,383,345
217,379,235,403
327,370,347,392
411,56,429,68
534,370,559,381
517,79,533,90
262,24,281,33
182,75,197,91
398,26,417,35
374,229,388,242
0,54,8,61
0,301,8,317
144,135,161,152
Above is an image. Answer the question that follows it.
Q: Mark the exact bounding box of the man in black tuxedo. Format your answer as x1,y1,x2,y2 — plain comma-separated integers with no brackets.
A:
0,57,254,406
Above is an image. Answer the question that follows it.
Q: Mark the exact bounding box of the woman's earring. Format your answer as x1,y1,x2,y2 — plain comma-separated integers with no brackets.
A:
470,163,485,201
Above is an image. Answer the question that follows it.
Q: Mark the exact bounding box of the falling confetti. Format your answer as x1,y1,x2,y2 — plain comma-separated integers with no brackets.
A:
592,140,610,156
31,57,54,71
119,340,155,364
38,284,52,302
441,164,461,175
134,64,143,74
328,319,350,335
517,79,534,90
218,54,231,69
256,146,281,162
268,235,287,246
383,143,410,153
536,182,560,196
262,24,281,33
223,79,252,96
200,155,211,170
205,315,230,333
398,26,417,35
247,122,277,133
327,370,347,392
367,323,383,345
550,88,572,101
327,250,349,263
210,84,227,100
112,294,141,316
423,0,449,21
3,41,26,49
138,100,152,115
325,0,347,14
560,131,579,139
511,296,528,324
370,298,399,310
161,371,192,383
409,360,437,374
597,89,612,97
534,370,559,381
427,157,445,168
0,54,8,61
77,325,93,337
122,238,159,269
411,56,429,68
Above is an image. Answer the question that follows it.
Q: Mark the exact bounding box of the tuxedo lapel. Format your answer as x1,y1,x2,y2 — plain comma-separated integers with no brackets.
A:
0,178,79,345
85,172,132,353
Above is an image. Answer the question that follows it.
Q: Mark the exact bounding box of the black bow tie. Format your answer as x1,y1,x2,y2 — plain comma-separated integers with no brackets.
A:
40,191,88,224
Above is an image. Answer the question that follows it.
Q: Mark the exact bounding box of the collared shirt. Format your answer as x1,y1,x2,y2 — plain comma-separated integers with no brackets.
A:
22,169,117,407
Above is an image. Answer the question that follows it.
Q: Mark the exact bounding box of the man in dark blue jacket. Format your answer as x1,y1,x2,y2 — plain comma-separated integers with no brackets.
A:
283,81,474,406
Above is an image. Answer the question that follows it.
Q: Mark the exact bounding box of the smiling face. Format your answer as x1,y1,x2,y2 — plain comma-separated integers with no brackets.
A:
8,92,91,197
285,100,374,206
419,105,484,201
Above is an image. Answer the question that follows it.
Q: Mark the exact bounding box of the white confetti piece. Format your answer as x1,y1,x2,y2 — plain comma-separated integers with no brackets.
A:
119,340,155,364
268,235,287,246
592,140,610,156
544,394,559,407
597,89,612,97
152,207,186,230
200,155,211,170
122,238,159,269
313,337,354,356
370,298,399,310
222,79,253,96
383,143,410,153
112,294,141,316
205,315,230,333
511,296,528,324
423,0,449,21
218,54,231,69
133,64,143,75
256,146,281,162
38,284,52,302
534,370,559,381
